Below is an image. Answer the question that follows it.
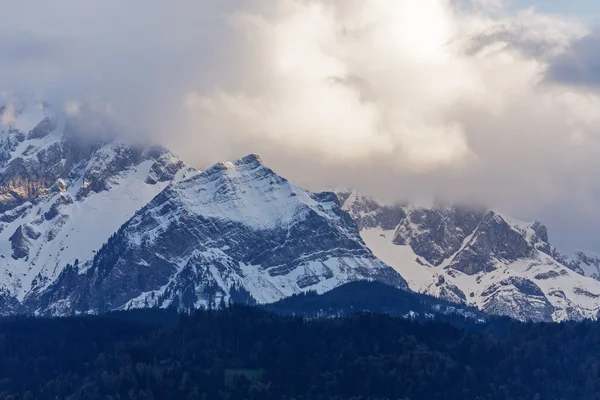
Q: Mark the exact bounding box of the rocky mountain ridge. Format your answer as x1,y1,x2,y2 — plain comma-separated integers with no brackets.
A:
338,190,600,321
0,100,187,312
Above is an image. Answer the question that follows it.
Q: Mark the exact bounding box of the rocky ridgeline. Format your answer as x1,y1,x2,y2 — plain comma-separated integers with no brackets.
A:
338,190,600,321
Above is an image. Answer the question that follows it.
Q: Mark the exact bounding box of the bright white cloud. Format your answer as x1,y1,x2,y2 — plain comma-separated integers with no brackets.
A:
191,0,476,168
187,0,589,172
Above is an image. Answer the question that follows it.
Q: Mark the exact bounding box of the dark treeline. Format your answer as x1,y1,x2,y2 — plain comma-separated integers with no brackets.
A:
0,306,599,400
262,281,512,335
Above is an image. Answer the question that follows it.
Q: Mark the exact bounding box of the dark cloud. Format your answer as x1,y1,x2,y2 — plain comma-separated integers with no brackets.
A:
463,25,564,58
548,32,600,85
0,31,65,64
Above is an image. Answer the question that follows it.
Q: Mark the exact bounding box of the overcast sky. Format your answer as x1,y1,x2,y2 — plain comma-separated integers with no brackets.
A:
512,0,600,17
2,0,600,254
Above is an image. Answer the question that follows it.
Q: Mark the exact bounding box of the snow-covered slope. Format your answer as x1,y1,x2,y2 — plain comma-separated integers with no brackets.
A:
338,190,600,322
30,155,406,315
0,99,187,313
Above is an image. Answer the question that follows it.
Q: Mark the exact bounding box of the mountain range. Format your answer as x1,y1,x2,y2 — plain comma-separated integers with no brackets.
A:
1,99,600,322
338,190,600,321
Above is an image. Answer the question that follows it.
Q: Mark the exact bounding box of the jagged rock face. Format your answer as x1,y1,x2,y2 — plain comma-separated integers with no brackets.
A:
336,192,487,267
28,117,56,140
480,277,555,322
393,206,486,266
0,107,65,212
32,155,407,315
145,148,185,184
431,275,467,303
449,212,535,275
0,290,23,316
0,99,187,308
339,191,600,322
338,191,406,231
9,226,30,260
568,252,600,281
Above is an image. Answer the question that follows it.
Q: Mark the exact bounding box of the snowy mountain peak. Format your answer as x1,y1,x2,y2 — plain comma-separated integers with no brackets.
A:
235,153,263,167
206,154,264,174
0,103,190,309
170,154,334,231
201,153,273,184
28,156,406,315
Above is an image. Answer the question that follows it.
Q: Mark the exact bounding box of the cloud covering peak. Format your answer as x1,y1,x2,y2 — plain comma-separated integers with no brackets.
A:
2,0,600,252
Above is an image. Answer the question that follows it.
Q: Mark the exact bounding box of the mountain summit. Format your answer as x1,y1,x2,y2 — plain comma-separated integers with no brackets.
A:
30,153,406,314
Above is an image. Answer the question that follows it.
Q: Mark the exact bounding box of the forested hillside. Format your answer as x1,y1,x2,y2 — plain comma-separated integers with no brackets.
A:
263,281,495,330
0,306,599,400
